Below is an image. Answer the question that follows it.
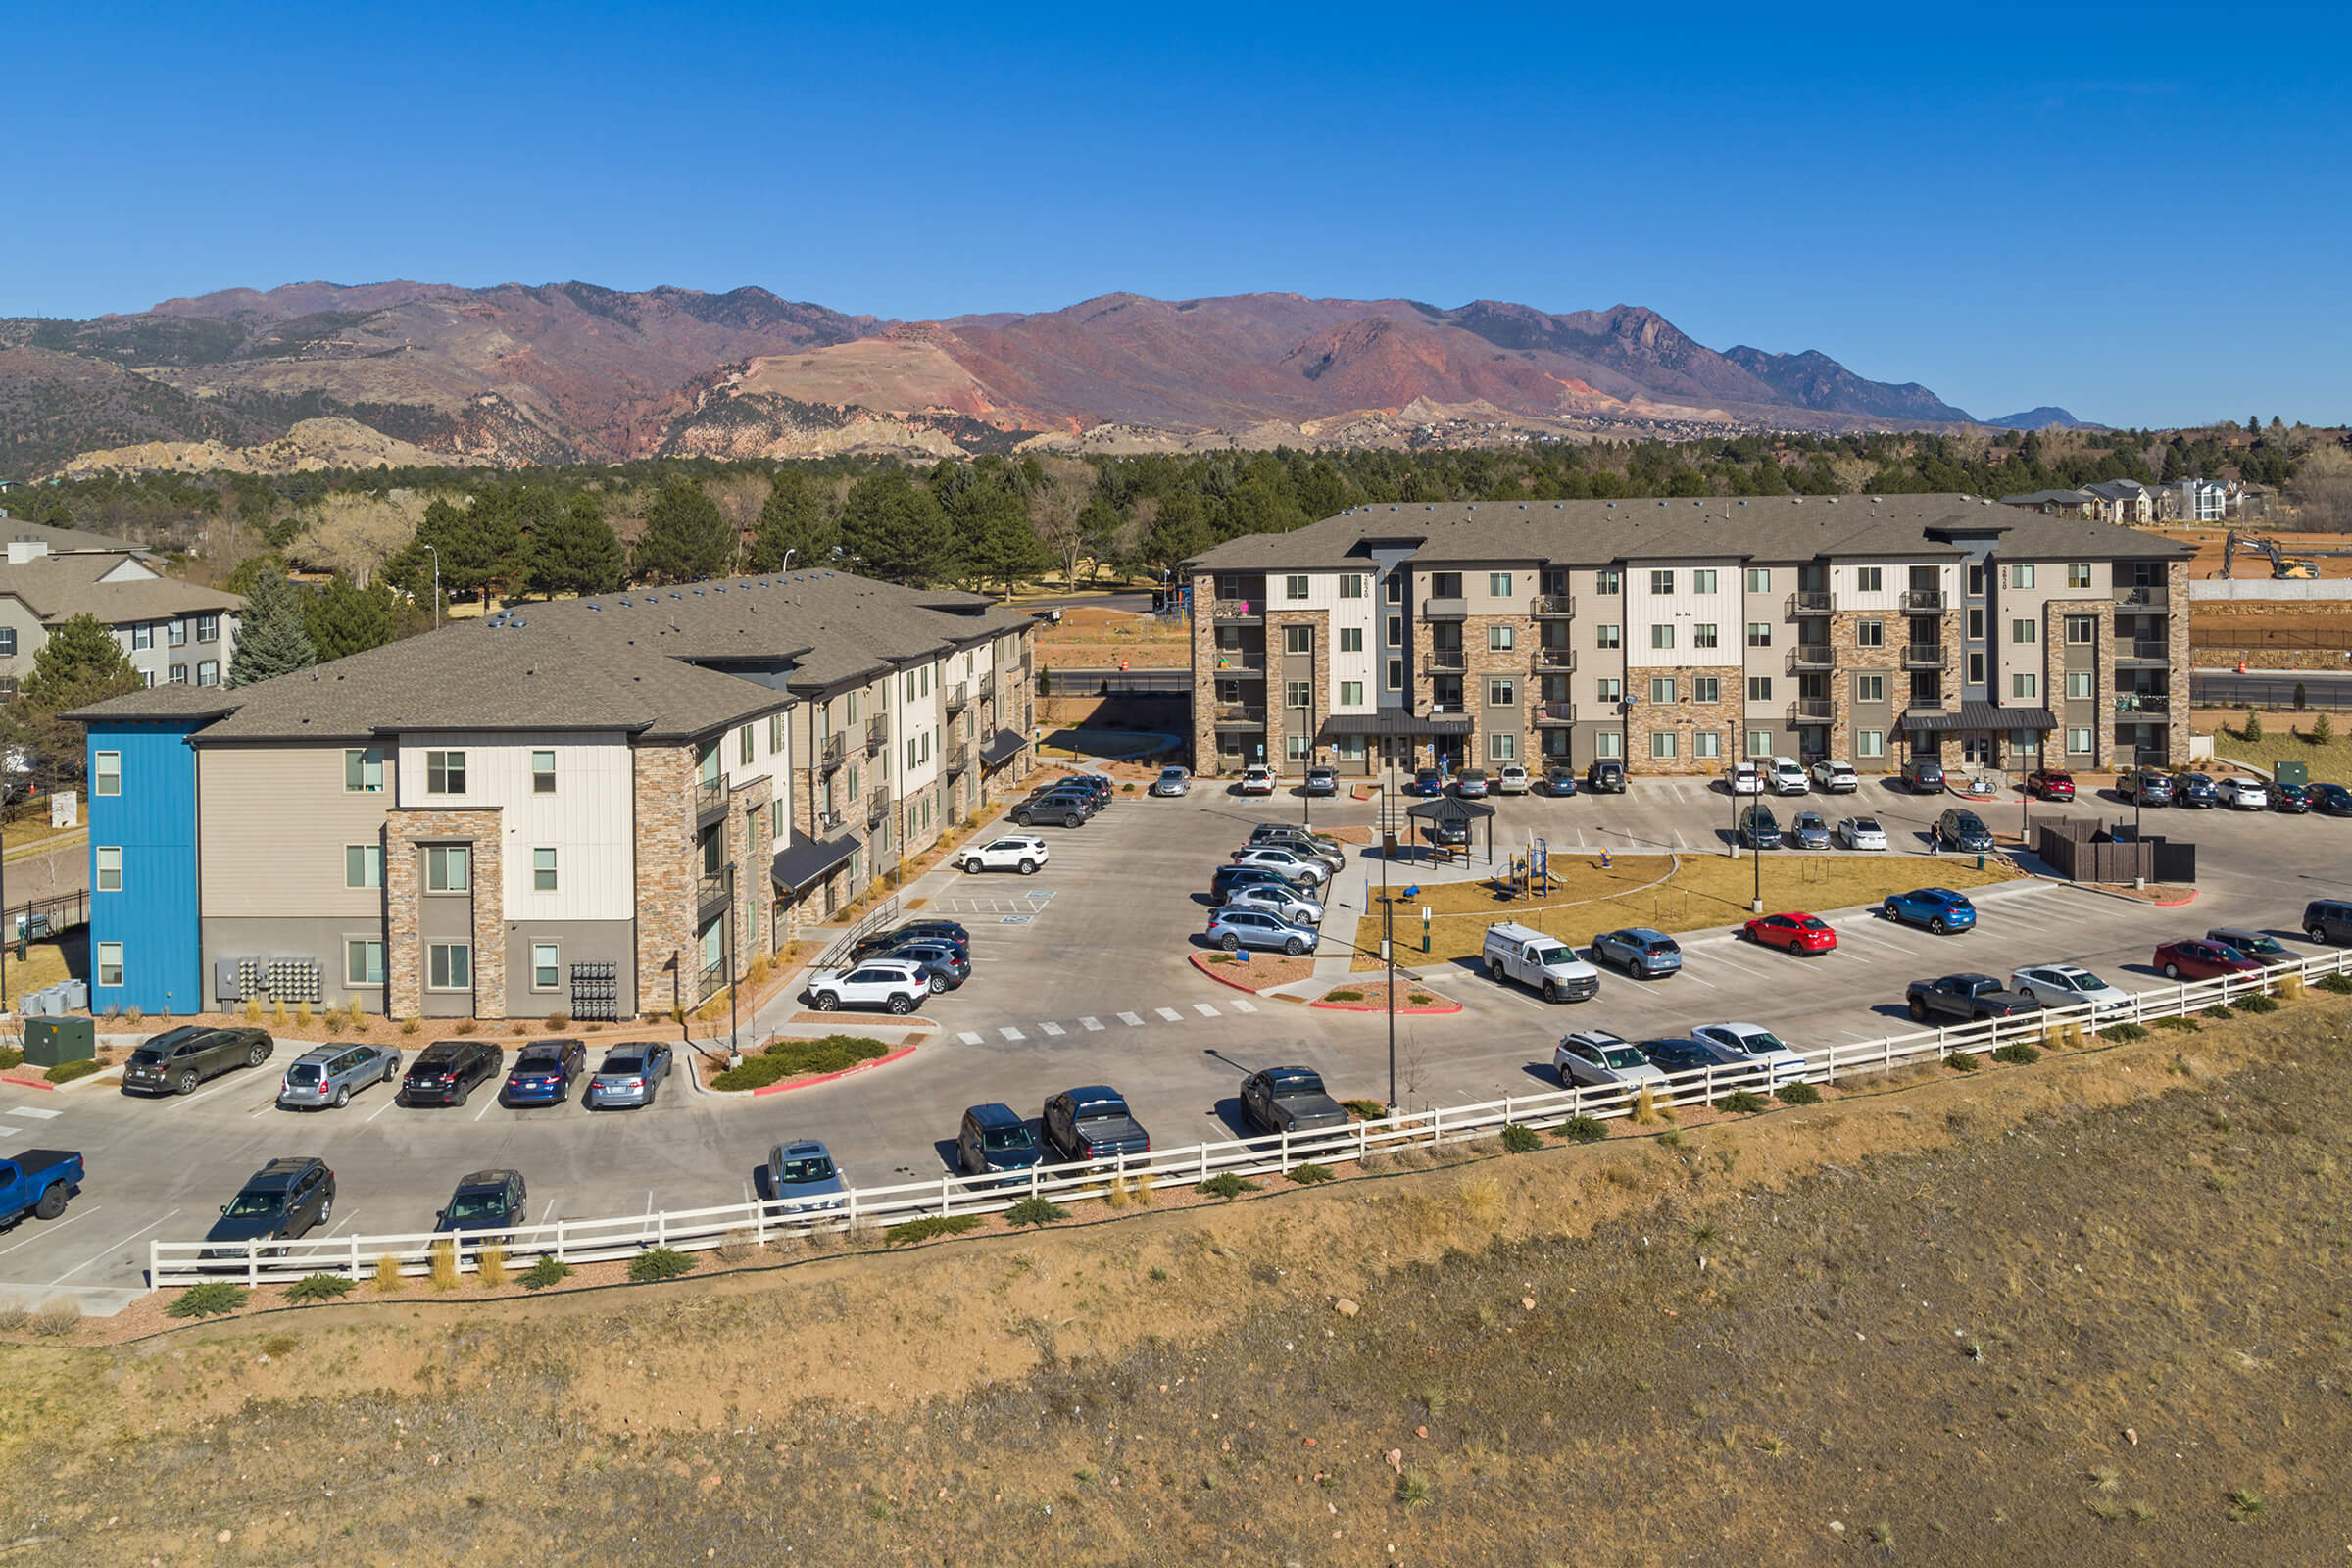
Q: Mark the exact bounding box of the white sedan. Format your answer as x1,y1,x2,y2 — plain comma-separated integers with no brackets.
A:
1494,762,1532,795
2216,777,2269,809
1836,815,1888,850
1691,1022,1811,1086
2009,963,2134,1015
1728,762,1765,795
960,835,1050,875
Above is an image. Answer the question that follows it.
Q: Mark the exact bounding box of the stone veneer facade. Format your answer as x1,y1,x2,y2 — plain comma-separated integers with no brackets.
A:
384,807,506,1021
632,744,700,1022
2165,561,2193,764
1624,664,1743,768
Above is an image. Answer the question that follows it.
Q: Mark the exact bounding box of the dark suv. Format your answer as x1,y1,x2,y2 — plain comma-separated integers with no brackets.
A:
201,1156,335,1258
1585,760,1628,794
956,1102,1045,1183
1900,756,1946,793
1936,808,1994,852
435,1169,528,1242
1738,805,1782,849
122,1025,275,1097
401,1039,504,1106
848,920,971,964
2305,900,2352,946
1013,791,1094,828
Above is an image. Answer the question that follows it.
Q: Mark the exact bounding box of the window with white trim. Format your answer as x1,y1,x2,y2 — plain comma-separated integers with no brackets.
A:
2067,727,2093,754
2067,564,2092,588
1339,627,1363,653
1747,622,1772,647
1489,732,1516,760
532,942,561,991
1339,681,1362,706
2013,673,2038,700
1857,729,1885,758
1284,574,1310,600
94,751,121,796
1855,674,1886,704
1650,625,1675,650
1339,573,1365,598
1745,567,1771,594
1596,624,1621,649
346,940,384,987
1488,624,1515,652
2066,671,2094,700
97,942,123,988
1747,676,1772,702
1488,572,1513,598
1595,731,1623,758
1487,677,1515,706
345,845,381,888
1855,566,1883,593
1692,623,1718,650
2013,619,2036,644
1692,676,1720,704
1648,676,1677,704
1694,731,1722,760
96,846,122,891
427,943,471,991
533,847,558,892
532,750,557,793
345,749,384,793
1692,569,1718,595
425,750,466,794
1747,730,1774,757
424,844,470,893
1650,732,1678,760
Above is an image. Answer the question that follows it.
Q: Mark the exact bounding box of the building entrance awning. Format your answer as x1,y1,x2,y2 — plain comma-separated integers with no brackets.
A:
1899,702,2056,734
771,831,858,894
978,727,1028,767
1320,710,1474,738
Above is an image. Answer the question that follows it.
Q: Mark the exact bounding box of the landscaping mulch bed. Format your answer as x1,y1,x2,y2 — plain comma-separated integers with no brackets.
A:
1312,979,1462,1013
1191,951,1315,991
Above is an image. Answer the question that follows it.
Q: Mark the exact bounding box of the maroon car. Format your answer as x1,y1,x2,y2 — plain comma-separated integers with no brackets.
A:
2027,768,2076,802
2152,939,2263,981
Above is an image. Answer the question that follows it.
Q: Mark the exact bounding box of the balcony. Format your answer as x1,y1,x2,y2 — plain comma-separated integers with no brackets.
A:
1788,644,1834,671
1529,594,1576,618
1421,597,1468,620
978,668,996,702
1530,646,1576,672
1533,700,1577,726
1210,598,1261,624
1425,647,1468,672
865,715,889,754
1900,588,1946,612
817,808,846,835
866,788,890,828
943,741,969,776
695,871,730,916
2118,639,2172,663
1902,643,1945,669
693,773,728,823
1789,698,1834,723
942,682,968,713
2116,693,2170,715
816,732,846,773
1788,589,1833,614
1213,703,1267,727
1208,651,1267,676
2116,585,2170,609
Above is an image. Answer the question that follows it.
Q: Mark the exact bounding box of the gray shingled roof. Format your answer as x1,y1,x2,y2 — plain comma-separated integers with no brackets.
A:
2000,489,2092,507
64,684,241,724
0,519,153,556
0,552,243,624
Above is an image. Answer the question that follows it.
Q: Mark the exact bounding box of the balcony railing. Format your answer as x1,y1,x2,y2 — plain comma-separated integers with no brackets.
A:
1900,588,1946,612
1208,651,1267,673
866,789,890,827
1789,590,1833,614
694,773,727,820
1421,597,1468,620
1426,647,1468,671
1529,594,1575,618
978,668,996,701
1789,698,1834,722
865,715,889,754
1530,646,1576,672
1533,700,1576,725
1214,704,1267,725
1210,598,1261,622
1902,643,1945,668
943,742,969,775
1788,644,1834,671
942,682,968,712
2116,693,2170,714
2116,585,2170,608
695,872,730,912
817,733,846,773
2120,639,2171,662
817,808,846,835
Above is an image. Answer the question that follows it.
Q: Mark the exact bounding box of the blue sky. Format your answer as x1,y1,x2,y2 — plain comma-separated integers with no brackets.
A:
8,2,2347,426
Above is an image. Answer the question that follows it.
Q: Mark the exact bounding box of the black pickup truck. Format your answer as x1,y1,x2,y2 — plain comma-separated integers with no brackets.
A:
1906,973,2044,1024
1043,1087,1151,1164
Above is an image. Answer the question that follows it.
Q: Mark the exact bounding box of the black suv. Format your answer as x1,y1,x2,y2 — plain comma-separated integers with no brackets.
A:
401,1039,504,1106
1738,805,1782,849
1013,791,1095,828
122,1025,275,1097
202,1156,335,1257
435,1169,528,1242
849,920,971,964
956,1102,1045,1182
1585,760,1628,794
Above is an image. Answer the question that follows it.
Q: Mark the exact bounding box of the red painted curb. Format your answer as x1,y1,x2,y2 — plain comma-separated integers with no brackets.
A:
2152,889,2199,907
1188,952,1295,993
0,1074,58,1092
1310,996,1464,1015
740,1042,919,1097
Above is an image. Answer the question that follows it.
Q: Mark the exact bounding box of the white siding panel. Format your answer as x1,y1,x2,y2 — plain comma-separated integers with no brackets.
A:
396,732,636,922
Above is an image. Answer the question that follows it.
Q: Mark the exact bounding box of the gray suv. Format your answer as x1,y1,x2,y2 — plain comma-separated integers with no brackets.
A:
277,1044,402,1111
2305,900,2352,946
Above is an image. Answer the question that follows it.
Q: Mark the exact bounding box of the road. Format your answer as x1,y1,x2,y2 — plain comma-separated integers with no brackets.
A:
2193,668,2352,710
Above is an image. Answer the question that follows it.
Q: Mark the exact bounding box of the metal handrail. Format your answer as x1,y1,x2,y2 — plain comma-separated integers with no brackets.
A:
865,715,889,753
2122,639,2171,661
1533,700,1576,723
1530,647,1575,671
818,733,846,771
1788,644,1833,670
1902,643,1944,667
1789,698,1834,721
693,774,726,817
1529,594,1575,617
866,788,889,826
942,682,968,711
1789,590,1832,613
1426,648,1468,671
1899,588,1945,611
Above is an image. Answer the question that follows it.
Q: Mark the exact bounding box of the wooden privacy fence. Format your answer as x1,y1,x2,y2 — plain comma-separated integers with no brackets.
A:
150,946,2352,1290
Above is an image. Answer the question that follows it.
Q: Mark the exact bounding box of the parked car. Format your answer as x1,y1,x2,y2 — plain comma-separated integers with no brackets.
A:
1789,810,1833,850
1205,906,1318,956
1239,1067,1348,1135
278,1043,402,1111
1810,759,1860,793
501,1039,587,1107
1590,927,1683,979
1542,765,1579,797
1043,1087,1151,1164
1638,1037,1737,1079
1936,808,1995,852
1906,973,2042,1023
400,1039,503,1106
808,959,929,1014
1738,804,1782,850
1728,761,1764,796
1150,765,1192,797
1551,1030,1670,1095
1882,886,1977,934
1018,784,1101,816
2207,927,2292,962
1013,794,1091,828
1453,768,1491,799
1407,767,1446,797
961,834,1050,874
766,1140,849,1211
2175,771,2220,808
1303,764,1339,797
1494,762,1531,796
955,1105,1044,1183
0,1147,81,1226
888,941,970,993
848,920,971,964
2008,963,2133,1014
1743,910,1838,956
1767,756,1810,796
1585,760,1628,794
2308,783,2352,816
1482,921,1601,1003
585,1042,671,1109
122,1025,275,1098
1249,823,1346,867
2152,939,2263,980
2272,781,2312,814
2026,768,2077,802
1237,764,1277,796
1837,815,1888,851
1228,845,1330,887
2119,768,2175,807
1226,882,1325,925
2307,899,2352,943
1422,817,1470,848
434,1168,526,1241
203,1156,334,1257
1900,757,1947,793
1690,1022,1810,1086
1055,773,1113,803
2216,777,2269,810
1211,862,1302,903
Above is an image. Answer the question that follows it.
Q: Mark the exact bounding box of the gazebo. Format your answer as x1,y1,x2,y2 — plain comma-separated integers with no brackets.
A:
1403,793,1495,865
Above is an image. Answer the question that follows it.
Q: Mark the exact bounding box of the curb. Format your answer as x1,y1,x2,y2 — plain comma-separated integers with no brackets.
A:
1310,993,1464,1015
745,1042,919,1097
1188,951,1303,994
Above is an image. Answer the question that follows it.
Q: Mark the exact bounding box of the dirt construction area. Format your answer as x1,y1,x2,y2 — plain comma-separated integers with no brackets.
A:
5,996,2352,1563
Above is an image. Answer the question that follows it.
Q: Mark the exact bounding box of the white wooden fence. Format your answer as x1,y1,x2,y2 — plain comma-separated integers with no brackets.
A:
150,946,2352,1290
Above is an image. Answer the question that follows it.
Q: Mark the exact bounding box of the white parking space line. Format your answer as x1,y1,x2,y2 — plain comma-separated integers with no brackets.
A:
539,1199,560,1224
473,1096,497,1121
1232,1000,1257,1013
1155,1007,1184,1022
1041,1021,1066,1037
1677,972,1719,988
0,1126,19,1143
1192,1003,1220,1018
1080,1017,1103,1032
364,1094,401,1124
958,1031,984,1045
50,1210,178,1286
1118,1011,1145,1026
999,1027,1027,1042
0,1203,100,1258
6,1105,61,1120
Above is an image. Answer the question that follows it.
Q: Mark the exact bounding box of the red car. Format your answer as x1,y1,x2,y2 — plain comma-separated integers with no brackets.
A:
2027,768,2076,802
2152,939,2263,981
1742,910,1838,956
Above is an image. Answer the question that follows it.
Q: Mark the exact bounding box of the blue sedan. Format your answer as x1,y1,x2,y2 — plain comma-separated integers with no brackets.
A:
502,1038,587,1106
586,1041,672,1109
1882,886,1978,935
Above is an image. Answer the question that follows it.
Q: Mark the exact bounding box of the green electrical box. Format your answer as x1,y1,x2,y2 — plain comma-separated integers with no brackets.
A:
24,1017,95,1068
2275,760,2310,788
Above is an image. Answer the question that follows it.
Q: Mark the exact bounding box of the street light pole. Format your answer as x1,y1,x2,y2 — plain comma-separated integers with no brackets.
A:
420,543,441,630
1383,758,1396,1112
725,861,741,1064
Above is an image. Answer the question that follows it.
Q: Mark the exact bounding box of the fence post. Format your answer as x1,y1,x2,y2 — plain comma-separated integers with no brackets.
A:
1280,1127,1291,1173
149,1239,160,1290
754,1199,767,1248
1431,1104,1443,1148
1199,1143,1208,1182
1882,1035,1891,1069
657,1209,668,1246
1825,1043,1838,1085
941,1176,952,1218
351,1234,362,1281
555,1219,567,1262
246,1243,259,1290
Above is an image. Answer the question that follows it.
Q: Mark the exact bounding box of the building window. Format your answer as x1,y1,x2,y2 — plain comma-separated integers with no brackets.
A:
1336,735,1365,761
1648,676,1677,704
167,619,187,648
1967,564,1986,597
1746,622,1772,647
921,665,931,698
94,751,121,796
0,628,15,656
95,846,122,892
1284,681,1312,710
2066,670,2094,699
344,845,382,889
425,750,466,794
1488,624,1515,652
1283,625,1313,655
168,663,187,684
1694,731,1722,760
346,940,384,988
2013,673,2038,700
2068,727,2094,754
1692,569,1718,595
196,661,219,687
1284,575,1310,601
427,943,472,991
2067,564,2093,588
1340,680,1363,706
1595,677,1622,703
1748,730,1774,757
533,847,558,892
1593,569,1621,595
1649,569,1674,595
1384,613,1403,645
1856,566,1883,593
532,942,561,991
2066,616,2095,645
1745,567,1771,594
1967,608,1985,640
1650,732,1678,760
1691,676,1720,704
1855,674,1886,704
1384,572,1403,604
1339,627,1363,653
1596,624,1621,650
1286,735,1310,762
1487,677,1516,706
1339,573,1365,598
770,798,784,840
1692,623,1719,650
343,749,383,793
1489,733,1516,761
1747,675,1772,702
769,712,785,754
1857,729,1885,758
1595,731,1624,759
1386,659,1403,690
531,750,557,793
2013,619,2036,644
131,623,153,651
1650,625,1675,650
197,613,220,643
1487,572,1513,598
424,844,470,893
1855,619,1884,648
2011,564,2036,588
1968,652,1986,684
96,942,123,989
739,725,755,765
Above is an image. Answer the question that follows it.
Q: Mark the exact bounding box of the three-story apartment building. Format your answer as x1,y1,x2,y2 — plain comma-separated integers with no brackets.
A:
1188,494,2191,781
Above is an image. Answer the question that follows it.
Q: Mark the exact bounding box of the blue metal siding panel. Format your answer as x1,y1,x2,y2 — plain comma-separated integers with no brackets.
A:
86,720,203,1013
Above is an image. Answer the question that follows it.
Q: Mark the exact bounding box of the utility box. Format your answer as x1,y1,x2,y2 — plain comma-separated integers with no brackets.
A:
24,1016,94,1067
2276,760,2310,788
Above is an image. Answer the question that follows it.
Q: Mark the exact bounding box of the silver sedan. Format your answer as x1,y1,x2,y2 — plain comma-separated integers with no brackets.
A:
586,1041,673,1109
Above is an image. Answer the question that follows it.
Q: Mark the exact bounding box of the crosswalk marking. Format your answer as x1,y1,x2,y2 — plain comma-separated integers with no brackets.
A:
1118,1011,1145,1026
958,1031,984,1045
999,1026,1026,1042
1192,1003,1220,1017
1155,1006,1184,1022
1041,1021,1065,1036
1232,1000,1257,1013
1081,1016,1104,1031
6,1105,61,1120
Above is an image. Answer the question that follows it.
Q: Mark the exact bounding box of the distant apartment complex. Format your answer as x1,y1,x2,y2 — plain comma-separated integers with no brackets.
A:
76,569,1036,1020
0,528,242,697
1186,494,2191,783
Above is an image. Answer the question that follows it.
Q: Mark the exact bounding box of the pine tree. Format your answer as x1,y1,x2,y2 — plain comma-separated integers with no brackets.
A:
747,468,838,571
0,612,143,792
839,469,953,585
952,478,1051,598
630,479,734,584
527,494,628,598
302,573,400,662
2242,707,2263,741
229,569,318,687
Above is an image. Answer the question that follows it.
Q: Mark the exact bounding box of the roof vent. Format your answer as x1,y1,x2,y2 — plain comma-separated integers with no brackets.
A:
617,597,632,608
586,602,602,612
670,591,684,600
1871,496,1882,504
1518,502,1526,510
510,616,524,628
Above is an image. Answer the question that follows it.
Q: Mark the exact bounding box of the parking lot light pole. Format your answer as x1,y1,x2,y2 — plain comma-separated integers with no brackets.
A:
725,862,741,1067
1383,759,1396,1113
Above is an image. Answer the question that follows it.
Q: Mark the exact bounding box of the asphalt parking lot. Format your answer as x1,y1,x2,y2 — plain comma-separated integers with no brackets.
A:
4,770,2345,1305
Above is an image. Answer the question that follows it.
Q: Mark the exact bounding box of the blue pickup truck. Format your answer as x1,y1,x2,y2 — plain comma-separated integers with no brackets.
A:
0,1149,83,1226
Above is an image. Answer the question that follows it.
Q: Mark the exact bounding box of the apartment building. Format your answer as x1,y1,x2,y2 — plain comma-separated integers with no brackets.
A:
0,540,242,697
76,569,1035,1020
1187,494,2191,782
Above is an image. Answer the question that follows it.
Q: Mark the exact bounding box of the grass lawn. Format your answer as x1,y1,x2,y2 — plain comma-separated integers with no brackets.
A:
1348,849,2019,970
2197,709,2352,780
3,929,86,995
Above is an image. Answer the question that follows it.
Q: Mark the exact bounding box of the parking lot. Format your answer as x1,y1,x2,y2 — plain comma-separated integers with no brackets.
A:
4,768,2345,1306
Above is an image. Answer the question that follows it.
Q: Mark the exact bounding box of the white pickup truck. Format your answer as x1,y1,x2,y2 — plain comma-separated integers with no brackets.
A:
1481,921,1601,1003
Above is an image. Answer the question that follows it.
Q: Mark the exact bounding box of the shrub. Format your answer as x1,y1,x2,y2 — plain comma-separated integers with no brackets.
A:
1343,1099,1389,1120
1325,988,1366,1003
31,1299,81,1337
1551,1115,1607,1143
1991,1042,2043,1065
297,1000,312,1028
2317,973,2352,996
2150,1014,2199,1032
321,1009,346,1037
454,1018,477,1035
44,1058,100,1084
1407,992,1434,1006
2204,1003,2238,1018
1287,1162,1336,1185
711,1034,889,1091
1130,1172,1154,1205
1947,1050,1983,1072
272,999,288,1028
1207,953,1235,964
885,1215,980,1247
1395,1470,1433,1510
348,999,369,1032
428,1240,461,1292
2278,974,2306,1000
285,1273,356,1304
1004,1197,1068,1228
519,1255,571,1292
2238,995,2279,1014
2313,712,2336,744
0,1305,24,1334
1632,1085,1660,1125
124,1006,142,1025
2103,1022,2151,1041
1716,1089,1770,1114
371,1254,404,1294
476,1247,509,1289
1775,1082,1822,1105
714,1227,760,1262
628,1247,697,1283
0,1047,22,1070
245,998,263,1023
1197,1171,1260,1200
166,1282,249,1319
1499,1123,1542,1153
2296,681,2310,710
2242,708,2262,741
400,1016,421,1035
1103,1175,1130,1209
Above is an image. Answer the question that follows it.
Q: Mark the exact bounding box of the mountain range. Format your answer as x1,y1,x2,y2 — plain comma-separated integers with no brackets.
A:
0,281,2086,476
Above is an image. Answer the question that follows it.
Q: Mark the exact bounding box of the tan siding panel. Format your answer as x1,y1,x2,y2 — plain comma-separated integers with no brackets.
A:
200,746,392,918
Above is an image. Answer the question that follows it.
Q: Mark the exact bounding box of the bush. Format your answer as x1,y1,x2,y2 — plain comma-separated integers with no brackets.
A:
1551,1115,1607,1143
627,1247,697,1283
245,998,263,1023
715,1227,759,1262
166,1282,249,1319
1632,1084,1660,1125
1947,1050,1983,1072
285,1273,356,1304
476,1247,509,1289
428,1240,461,1291
1499,1123,1542,1153
2102,1022,2151,1041
0,1047,22,1070
2150,1014,2199,1032
1343,1099,1389,1120
2203,1003,2238,1018
44,1058,100,1084
30,1299,80,1337
2312,712,2336,744
711,1034,890,1091
2295,681,2309,710
519,1255,571,1292
1991,1042,2043,1065
1407,993,1434,1006
1286,1163,1336,1184
885,1215,981,1247
1004,1197,1068,1228
400,1016,421,1036
371,1254,404,1294
1775,1082,1822,1105
1197,1171,1260,1200
454,1018,476,1035
321,1009,346,1037
296,1000,312,1028
1716,1089,1770,1114
272,999,288,1028
1325,989,1366,1002
2316,973,2352,996
2237,995,2279,1014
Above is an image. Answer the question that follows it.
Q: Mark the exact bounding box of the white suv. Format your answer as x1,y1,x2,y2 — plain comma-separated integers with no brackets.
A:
1768,757,1810,795
961,835,1050,875
807,959,929,1014
1810,759,1859,793
1228,846,1330,887
1238,765,1276,796
1494,762,1531,795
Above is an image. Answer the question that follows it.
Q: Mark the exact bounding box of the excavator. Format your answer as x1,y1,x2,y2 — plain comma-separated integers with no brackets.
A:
2219,531,2352,579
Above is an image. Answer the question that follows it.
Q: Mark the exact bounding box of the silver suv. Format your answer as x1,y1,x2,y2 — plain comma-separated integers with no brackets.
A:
277,1044,402,1111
